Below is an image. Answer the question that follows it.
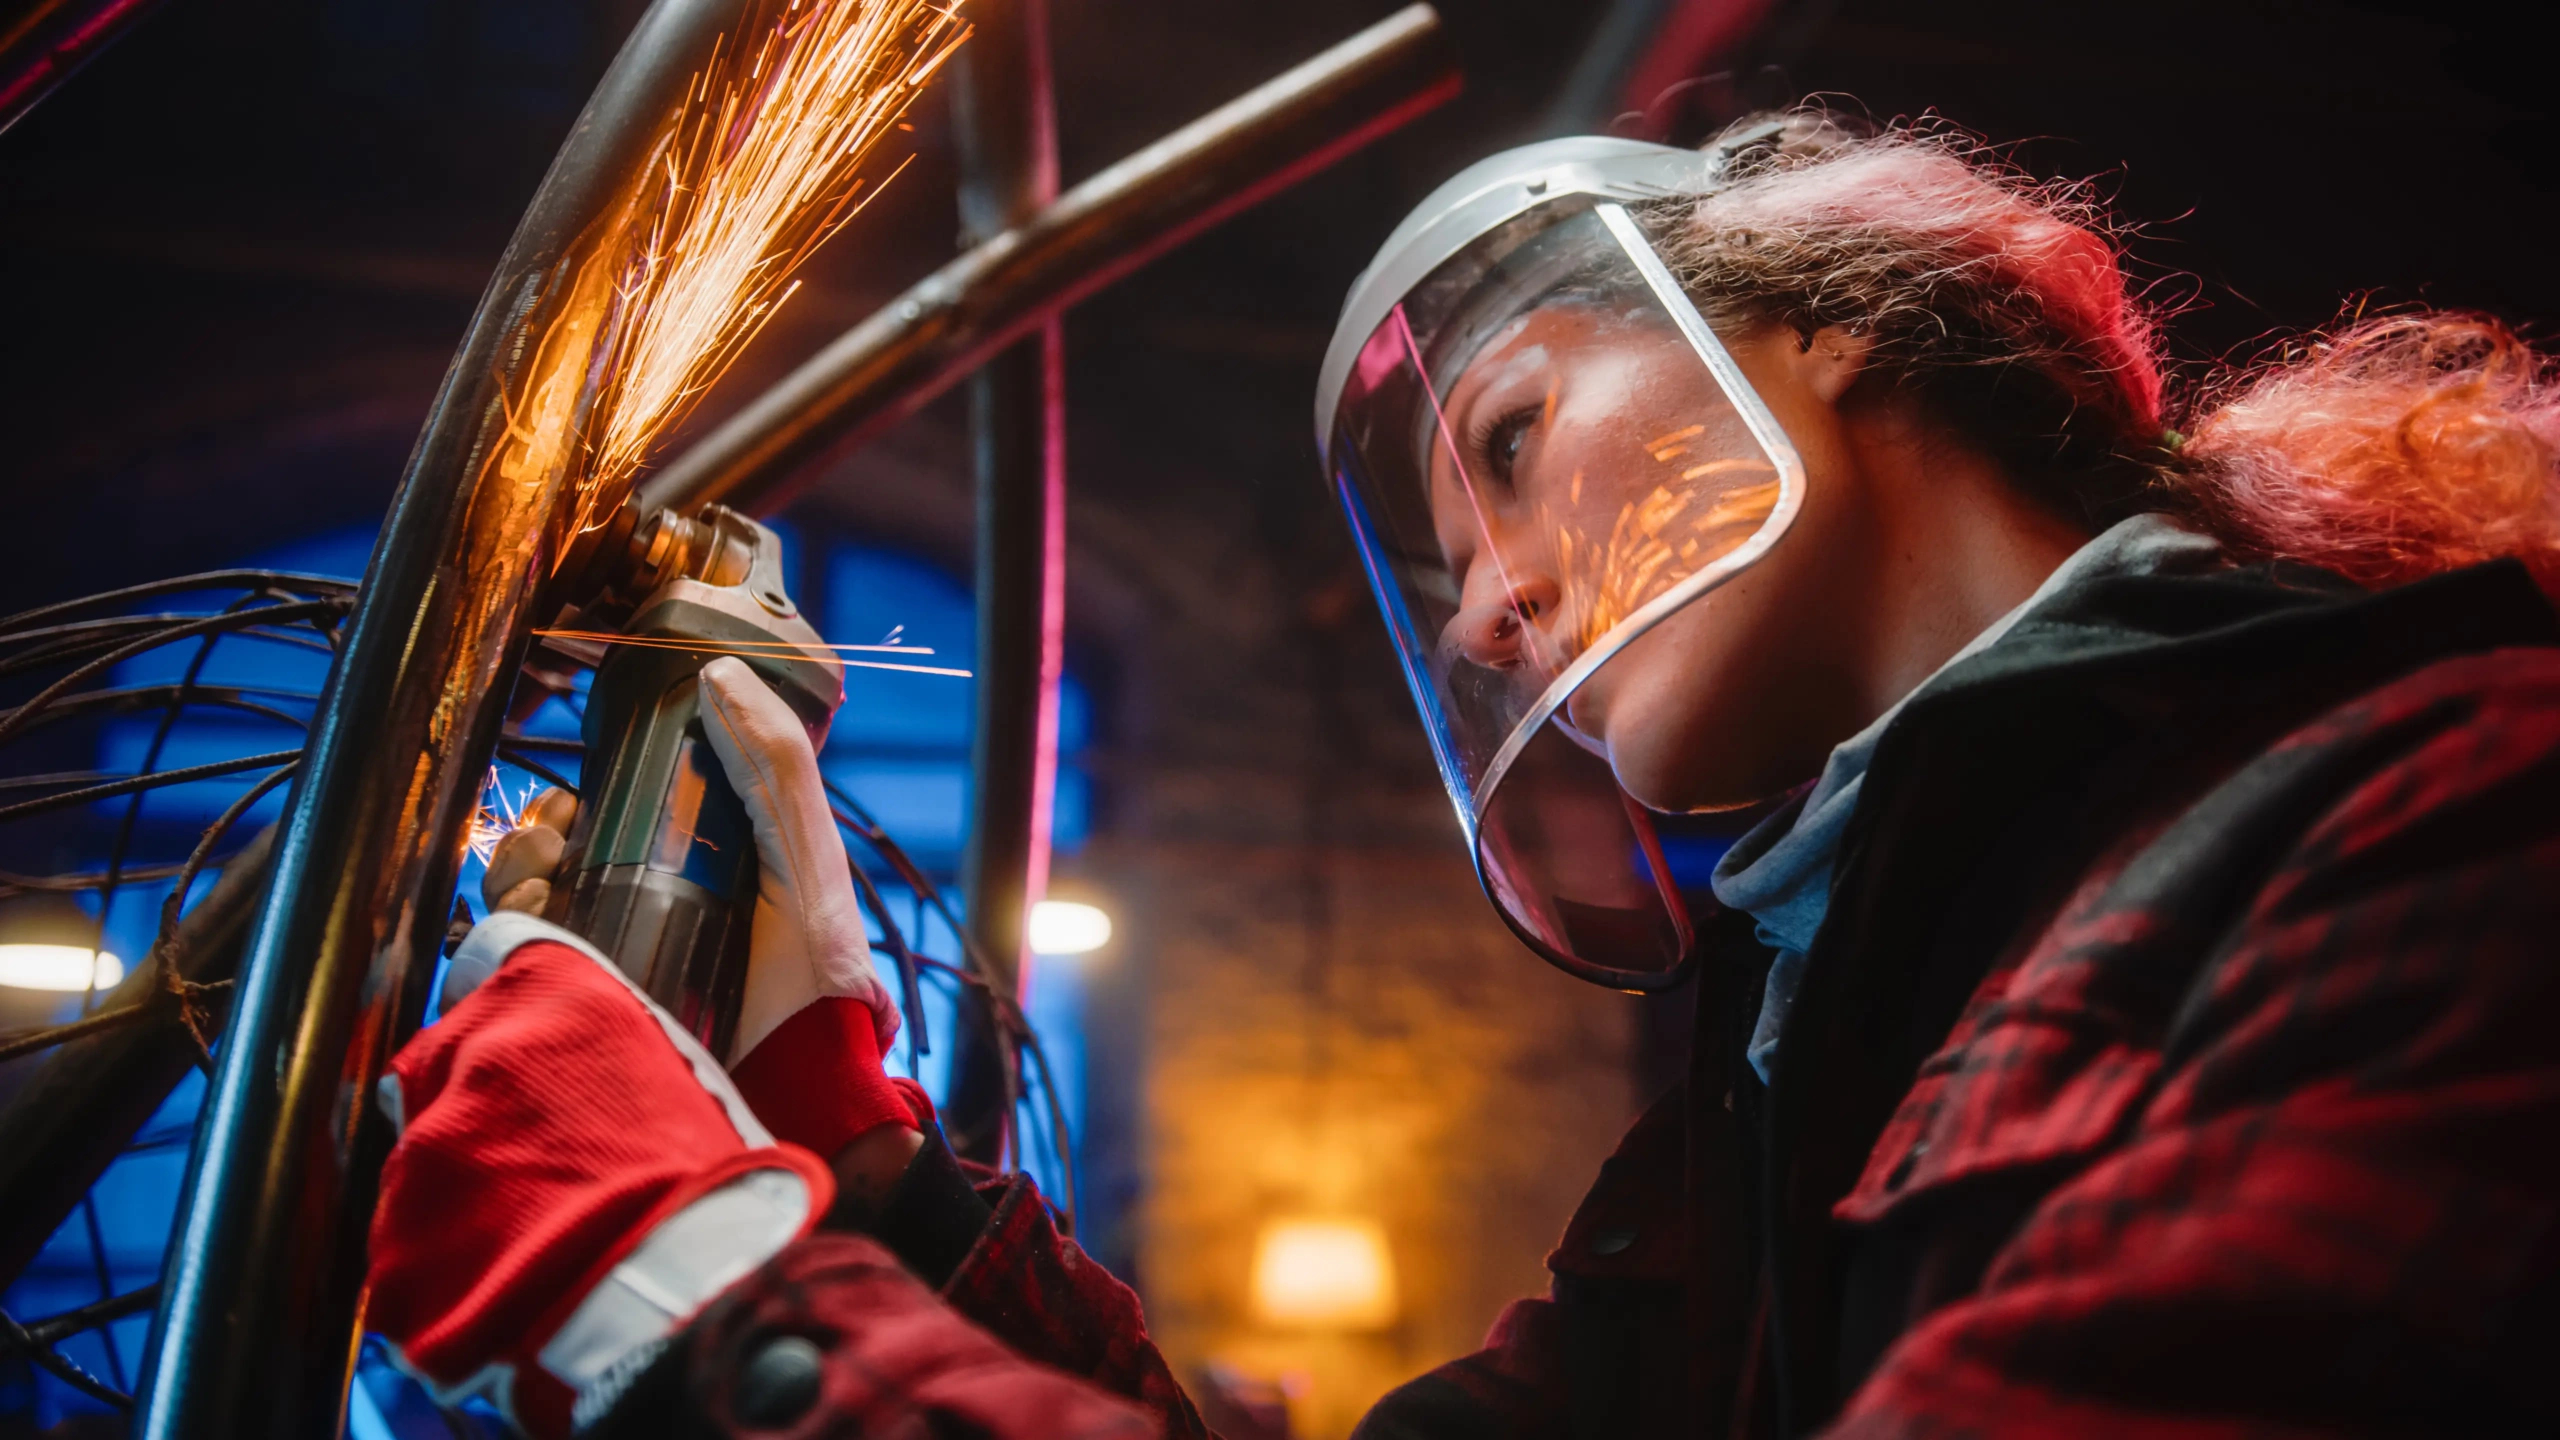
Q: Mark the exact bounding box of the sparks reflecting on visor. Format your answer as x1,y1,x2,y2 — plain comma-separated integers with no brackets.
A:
1548,473,1780,653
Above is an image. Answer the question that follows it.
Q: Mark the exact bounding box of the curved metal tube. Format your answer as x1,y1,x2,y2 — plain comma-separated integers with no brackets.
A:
132,2,748,1431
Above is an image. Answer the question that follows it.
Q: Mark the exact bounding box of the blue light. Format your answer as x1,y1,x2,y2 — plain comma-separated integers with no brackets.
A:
7,519,1098,1430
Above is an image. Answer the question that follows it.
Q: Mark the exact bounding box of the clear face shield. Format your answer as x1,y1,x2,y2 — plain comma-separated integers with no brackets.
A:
1323,196,1802,989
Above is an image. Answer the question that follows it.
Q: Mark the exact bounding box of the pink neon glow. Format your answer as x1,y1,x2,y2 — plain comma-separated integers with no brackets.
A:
0,0,159,121
1007,0,1066,1020
1388,303,1533,638
1018,322,1068,1004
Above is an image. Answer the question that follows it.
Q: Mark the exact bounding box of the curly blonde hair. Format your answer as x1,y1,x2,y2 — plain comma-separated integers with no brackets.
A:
1640,110,2560,594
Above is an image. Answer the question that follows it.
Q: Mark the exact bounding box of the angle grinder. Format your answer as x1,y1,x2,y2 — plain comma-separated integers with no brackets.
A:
541,503,842,1058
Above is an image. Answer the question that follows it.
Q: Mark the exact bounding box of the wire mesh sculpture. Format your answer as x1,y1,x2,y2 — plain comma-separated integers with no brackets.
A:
0,570,349,1410
0,569,1076,1416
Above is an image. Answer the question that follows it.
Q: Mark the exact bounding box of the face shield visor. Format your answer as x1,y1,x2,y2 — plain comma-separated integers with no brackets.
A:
1320,174,1802,990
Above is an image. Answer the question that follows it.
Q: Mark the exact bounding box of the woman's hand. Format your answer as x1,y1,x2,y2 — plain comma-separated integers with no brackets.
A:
449,658,923,1156
694,655,897,1063
374,661,940,1431
472,657,899,1066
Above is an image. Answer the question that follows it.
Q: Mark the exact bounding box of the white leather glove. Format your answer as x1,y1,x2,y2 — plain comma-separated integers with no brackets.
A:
696,654,898,1063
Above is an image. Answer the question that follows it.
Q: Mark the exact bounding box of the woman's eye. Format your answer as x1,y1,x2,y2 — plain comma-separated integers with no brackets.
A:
1479,407,1537,486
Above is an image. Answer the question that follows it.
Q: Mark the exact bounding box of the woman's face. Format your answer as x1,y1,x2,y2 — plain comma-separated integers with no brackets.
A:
1430,311,1876,812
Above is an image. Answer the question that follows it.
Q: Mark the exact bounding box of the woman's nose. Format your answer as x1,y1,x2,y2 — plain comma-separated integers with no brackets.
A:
1444,572,1562,671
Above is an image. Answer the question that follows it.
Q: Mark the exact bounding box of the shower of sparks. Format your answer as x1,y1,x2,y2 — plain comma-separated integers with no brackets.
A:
1551,472,1782,652
532,627,973,678
562,0,974,550
466,767,537,863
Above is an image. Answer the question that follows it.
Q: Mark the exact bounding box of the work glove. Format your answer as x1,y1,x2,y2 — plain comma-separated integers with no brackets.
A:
474,655,919,1159
369,915,836,1437
368,661,931,1433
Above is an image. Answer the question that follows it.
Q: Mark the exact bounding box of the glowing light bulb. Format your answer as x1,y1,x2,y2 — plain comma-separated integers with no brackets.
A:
1028,900,1112,956
1249,1216,1398,1329
0,944,125,993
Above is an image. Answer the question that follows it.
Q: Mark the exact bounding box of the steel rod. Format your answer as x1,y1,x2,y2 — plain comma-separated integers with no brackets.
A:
635,1,1459,518
15,1282,161,1347
942,0,1061,1161
132,2,751,1431
0,749,297,825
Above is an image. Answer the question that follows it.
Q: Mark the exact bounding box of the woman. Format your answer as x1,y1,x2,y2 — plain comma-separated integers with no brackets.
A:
366,111,2560,1437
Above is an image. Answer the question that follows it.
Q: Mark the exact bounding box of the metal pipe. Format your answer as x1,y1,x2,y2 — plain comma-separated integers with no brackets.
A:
132,2,749,1431
0,826,274,1289
0,0,170,137
103,8,1455,1426
942,0,1061,1161
635,2,1460,518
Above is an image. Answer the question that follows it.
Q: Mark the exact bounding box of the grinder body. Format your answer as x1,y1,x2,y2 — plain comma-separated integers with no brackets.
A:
547,507,842,1058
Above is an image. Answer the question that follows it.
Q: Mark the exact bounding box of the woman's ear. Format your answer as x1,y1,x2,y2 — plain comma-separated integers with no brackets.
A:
1802,325,1873,405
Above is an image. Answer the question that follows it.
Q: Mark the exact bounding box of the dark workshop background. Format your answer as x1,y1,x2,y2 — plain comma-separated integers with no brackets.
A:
2,0,2549,1432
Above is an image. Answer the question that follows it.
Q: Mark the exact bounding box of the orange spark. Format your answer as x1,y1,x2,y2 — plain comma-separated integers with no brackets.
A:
558,0,974,553
1680,458,1766,482
1546,469,1782,653
466,767,535,863
533,627,973,678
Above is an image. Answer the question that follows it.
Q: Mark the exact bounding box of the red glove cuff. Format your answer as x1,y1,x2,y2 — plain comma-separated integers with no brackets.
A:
731,996,932,1158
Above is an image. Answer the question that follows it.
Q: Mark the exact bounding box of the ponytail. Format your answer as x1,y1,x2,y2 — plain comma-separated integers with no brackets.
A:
2173,312,2560,595
1663,111,2560,600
